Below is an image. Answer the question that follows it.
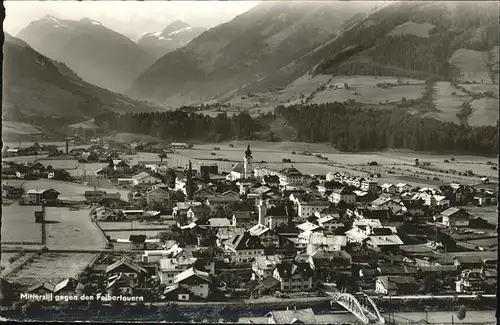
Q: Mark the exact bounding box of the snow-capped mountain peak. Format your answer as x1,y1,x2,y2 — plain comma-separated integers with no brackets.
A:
168,26,193,36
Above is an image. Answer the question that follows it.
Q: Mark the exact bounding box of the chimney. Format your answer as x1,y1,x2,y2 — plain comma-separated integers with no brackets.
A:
187,160,193,200
65,141,69,154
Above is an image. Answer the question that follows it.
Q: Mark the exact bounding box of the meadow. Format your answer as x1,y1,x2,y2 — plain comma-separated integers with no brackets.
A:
449,48,491,83
45,207,107,249
468,98,500,127
429,81,471,125
5,253,97,286
1,203,42,244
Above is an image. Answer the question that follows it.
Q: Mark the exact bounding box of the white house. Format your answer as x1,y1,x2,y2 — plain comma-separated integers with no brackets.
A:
328,188,356,205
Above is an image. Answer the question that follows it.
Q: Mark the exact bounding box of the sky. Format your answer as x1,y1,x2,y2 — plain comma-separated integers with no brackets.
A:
4,1,259,41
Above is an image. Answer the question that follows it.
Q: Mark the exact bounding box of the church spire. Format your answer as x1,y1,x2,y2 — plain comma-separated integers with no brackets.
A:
245,144,252,158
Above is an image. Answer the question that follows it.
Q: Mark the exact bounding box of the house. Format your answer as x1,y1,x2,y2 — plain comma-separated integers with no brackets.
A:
228,163,246,181
294,199,330,221
26,189,60,205
401,200,424,217
163,267,212,300
453,256,484,270
92,206,115,221
251,275,281,297
306,233,347,254
248,224,280,248
139,161,169,173
105,258,148,286
316,215,344,233
129,235,147,250
395,183,411,193
252,255,284,281
106,273,135,296
377,265,418,277
472,192,497,206
232,210,253,228
364,232,404,253
224,231,265,265
273,261,315,292
433,195,450,209
328,188,356,205
361,179,378,193
381,183,397,194
308,249,352,280
208,218,232,228
375,276,418,295
439,207,471,227
279,167,304,186
266,308,317,324
370,197,402,214
187,205,212,224
84,190,107,203
158,257,198,285
131,172,161,186
146,186,171,204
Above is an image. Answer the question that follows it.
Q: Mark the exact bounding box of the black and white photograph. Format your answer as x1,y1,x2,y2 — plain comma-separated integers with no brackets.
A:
1,0,499,323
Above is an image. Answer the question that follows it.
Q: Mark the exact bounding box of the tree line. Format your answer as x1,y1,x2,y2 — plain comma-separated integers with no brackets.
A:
275,102,498,155
94,111,264,142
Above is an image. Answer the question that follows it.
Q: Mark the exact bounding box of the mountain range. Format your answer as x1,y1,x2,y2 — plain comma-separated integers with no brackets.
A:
2,33,160,122
127,2,498,109
137,20,207,60
17,16,155,93
7,1,500,129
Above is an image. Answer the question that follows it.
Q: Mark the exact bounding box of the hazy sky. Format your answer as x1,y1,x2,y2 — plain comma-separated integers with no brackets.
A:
4,1,259,40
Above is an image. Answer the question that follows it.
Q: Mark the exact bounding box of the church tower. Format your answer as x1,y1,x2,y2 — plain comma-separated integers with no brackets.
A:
244,145,253,179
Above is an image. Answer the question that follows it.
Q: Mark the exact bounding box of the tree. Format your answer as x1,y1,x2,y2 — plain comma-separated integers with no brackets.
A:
159,153,167,163
457,306,466,320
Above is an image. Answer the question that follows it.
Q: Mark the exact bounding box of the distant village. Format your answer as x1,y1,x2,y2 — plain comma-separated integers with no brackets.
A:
1,139,498,322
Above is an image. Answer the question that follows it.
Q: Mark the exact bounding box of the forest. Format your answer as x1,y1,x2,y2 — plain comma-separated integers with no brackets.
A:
276,102,498,156
93,111,265,142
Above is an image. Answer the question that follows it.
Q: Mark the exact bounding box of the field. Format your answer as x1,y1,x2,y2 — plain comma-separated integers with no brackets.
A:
428,81,471,124
388,21,436,38
449,48,491,83
65,162,109,177
98,221,173,230
105,230,162,240
2,155,48,163
5,253,97,286
2,121,44,136
1,203,42,243
468,98,500,127
37,159,79,170
312,76,425,105
45,207,107,249
3,179,130,202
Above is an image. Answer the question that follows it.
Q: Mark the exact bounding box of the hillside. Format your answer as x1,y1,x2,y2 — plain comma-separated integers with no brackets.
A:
2,34,161,122
137,20,207,61
128,1,375,107
18,16,154,93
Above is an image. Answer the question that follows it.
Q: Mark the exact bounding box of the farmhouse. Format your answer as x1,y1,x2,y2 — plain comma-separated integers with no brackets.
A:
158,257,198,285
26,189,60,205
106,273,135,296
438,207,472,227
375,276,418,295
129,235,147,250
279,167,304,186
164,267,211,300
232,210,252,228
146,186,171,204
294,198,330,221
224,231,265,265
252,255,284,281
272,261,315,292
105,258,148,286
139,161,169,173
248,224,280,247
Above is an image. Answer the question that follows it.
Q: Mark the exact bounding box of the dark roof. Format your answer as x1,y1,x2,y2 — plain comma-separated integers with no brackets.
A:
280,167,302,176
252,275,280,294
275,262,314,278
226,231,265,250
